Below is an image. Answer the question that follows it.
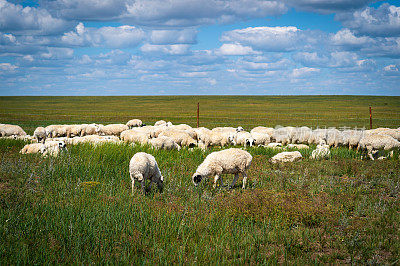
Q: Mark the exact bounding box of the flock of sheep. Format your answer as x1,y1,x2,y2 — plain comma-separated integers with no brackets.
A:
1,120,400,192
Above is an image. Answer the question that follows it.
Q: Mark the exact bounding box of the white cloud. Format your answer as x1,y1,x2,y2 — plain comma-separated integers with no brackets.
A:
0,0,71,35
140,43,191,55
123,0,287,26
62,23,145,48
0,63,18,71
291,67,320,78
284,0,371,14
338,4,400,37
40,47,74,59
221,26,302,52
217,43,260,55
150,29,197,44
331,29,371,47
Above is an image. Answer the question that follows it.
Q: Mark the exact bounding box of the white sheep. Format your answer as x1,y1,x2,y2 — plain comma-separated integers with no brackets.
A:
33,127,46,143
250,126,275,137
251,131,271,146
120,130,149,145
97,124,128,136
291,126,312,144
310,144,330,160
149,136,181,150
66,124,84,138
154,120,167,126
272,126,296,145
129,152,164,194
326,128,342,148
20,143,45,155
230,131,255,147
126,119,143,128
286,144,309,149
307,129,327,145
20,140,66,157
270,151,302,163
0,124,27,137
45,125,68,138
192,148,252,189
265,143,283,149
357,134,400,160
80,123,101,136
159,130,197,147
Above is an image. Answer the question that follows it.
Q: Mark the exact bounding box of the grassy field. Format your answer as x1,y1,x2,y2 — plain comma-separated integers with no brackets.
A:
1,95,399,134
0,96,400,264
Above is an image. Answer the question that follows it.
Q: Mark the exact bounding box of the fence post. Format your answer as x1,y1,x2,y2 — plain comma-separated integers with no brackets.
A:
369,106,372,129
197,102,199,128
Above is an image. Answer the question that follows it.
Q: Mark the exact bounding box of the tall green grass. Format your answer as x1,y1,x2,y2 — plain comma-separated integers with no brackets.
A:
1,139,399,264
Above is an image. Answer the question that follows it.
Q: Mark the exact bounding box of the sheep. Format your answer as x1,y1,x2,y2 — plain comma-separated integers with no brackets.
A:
45,125,68,138
154,120,167,126
126,119,143,128
68,135,120,145
291,126,312,144
66,124,84,138
80,123,101,136
20,143,45,155
129,152,164,194
286,144,309,150
310,144,330,160
212,126,243,133
270,151,302,163
251,131,271,146
20,140,66,157
207,130,232,147
370,128,400,141
149,136,181,150
326,128,342,148
272,126,295,145
265,142,283,149
344,130,365,150
250,126,275,137
307,129,327,145
194,127,212,143
33,127,46,143
357,134,400,160
230,131,255,147
121,130,150,145
159,130,197,147
97,124,128,136
0,124,27,137
192,148,252,189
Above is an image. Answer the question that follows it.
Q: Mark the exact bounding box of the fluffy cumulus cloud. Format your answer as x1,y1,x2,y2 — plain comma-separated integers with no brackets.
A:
0,0,71,35
217,43,260,55
338,4,400,37
221,26,303,52
140,43,191,55
62,23,145,48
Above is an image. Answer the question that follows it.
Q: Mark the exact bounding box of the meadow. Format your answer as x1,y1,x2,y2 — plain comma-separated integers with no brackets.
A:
0,96,400,264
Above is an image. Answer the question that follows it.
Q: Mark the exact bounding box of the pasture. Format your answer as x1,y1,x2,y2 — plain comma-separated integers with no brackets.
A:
1,96,400,264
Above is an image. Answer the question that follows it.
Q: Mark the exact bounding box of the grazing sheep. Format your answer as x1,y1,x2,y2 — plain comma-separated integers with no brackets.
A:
97,124,128,136
307,129,327,145
154,120,167,126
357,134,400,160
194,127,212,144
20,143,45,155
230,131,255,147
121,130,149,145
80,124,101,136
66,124,83,138
33,127,46,143
326,128,342,148
45,125,68,138
270,151,302,163
20,140,66,157
291,126,312,144
250,126,275,137
68,135,120,145
149,136,181,150
129,152,164,194
192,148,252,189
0,124,27,137
310,144,331,160
159,130,197,147
265,143,283,149
286,144,309,149
126,119,143,128
251,131,271,146
370,128,400,141
273,127,295,145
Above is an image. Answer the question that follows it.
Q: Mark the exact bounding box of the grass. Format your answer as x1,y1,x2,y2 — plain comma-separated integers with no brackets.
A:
0,139,399,264
1,95,400,263
1,95,400,134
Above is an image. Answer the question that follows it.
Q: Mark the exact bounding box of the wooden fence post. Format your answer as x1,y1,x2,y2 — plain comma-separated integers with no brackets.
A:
197,102,199,128
369,106,372,129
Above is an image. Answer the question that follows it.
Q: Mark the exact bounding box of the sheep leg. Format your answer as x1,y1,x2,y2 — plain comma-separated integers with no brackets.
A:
213,175,220,188
242,171,248,189
131,178,135,194
229,173,240,189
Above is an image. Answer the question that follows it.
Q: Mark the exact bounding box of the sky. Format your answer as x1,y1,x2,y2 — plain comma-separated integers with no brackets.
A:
0,0,400,96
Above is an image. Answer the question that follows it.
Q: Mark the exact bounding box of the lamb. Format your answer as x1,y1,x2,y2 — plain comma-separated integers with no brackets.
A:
192,148,252,189
97,124,128,136
310,144,330,160
129,152,164,194
357,134,400,160
126,119,143,128
270,151,302,163
0,124,27,137
33,127,46,143
149,136,181,150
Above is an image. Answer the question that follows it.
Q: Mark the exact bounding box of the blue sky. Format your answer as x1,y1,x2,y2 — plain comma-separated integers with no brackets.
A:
0,0,400,95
